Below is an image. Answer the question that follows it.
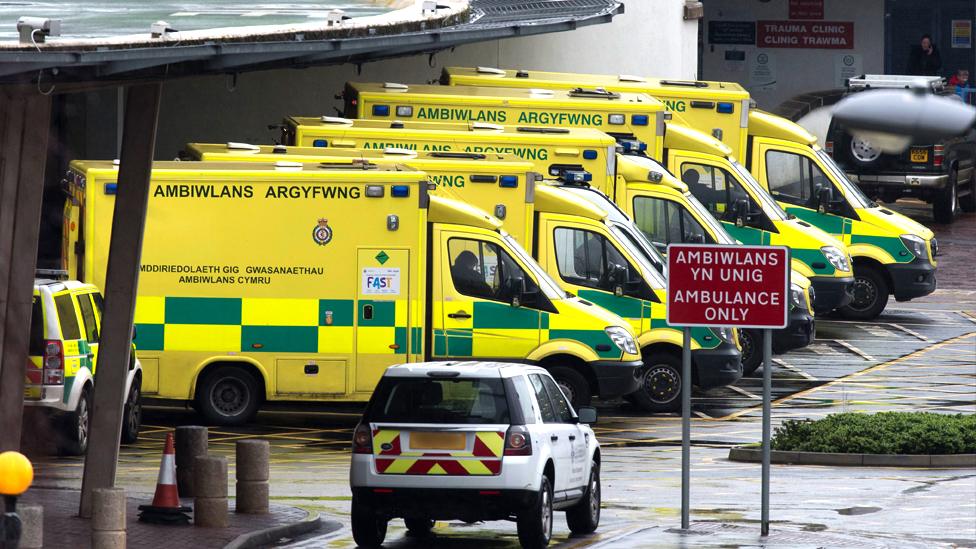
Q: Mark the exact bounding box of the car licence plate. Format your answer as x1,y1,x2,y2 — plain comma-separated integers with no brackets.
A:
410,432,465,450
910,148,929,163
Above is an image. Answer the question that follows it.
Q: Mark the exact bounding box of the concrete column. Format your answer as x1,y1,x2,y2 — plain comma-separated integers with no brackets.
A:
18,504,43,549
236,440,269,514
0,91,52,452
193,455,228,528
92,487,126,549
175,426,208,497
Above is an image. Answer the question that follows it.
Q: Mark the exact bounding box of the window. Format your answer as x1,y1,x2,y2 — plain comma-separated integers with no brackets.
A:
77,294,100,343
91,292,104,315
29,296,45,356
528,374,557,423
680,162,758,225
510,375,538,424
448,238,538,303
367,377,510,424
632,196,713,246
541,375,575,423
553,227,636,293
764,150,833,209
54,294,81,340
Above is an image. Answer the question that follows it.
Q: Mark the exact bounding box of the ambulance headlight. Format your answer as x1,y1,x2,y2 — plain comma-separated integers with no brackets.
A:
820,246,850,272
605,326,638,355
608,114,626,125
900,234,927,260
716,327,734,343
395,106,413,117
790,284,806,310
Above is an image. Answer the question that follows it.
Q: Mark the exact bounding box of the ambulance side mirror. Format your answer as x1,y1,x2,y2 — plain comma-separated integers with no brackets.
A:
732,198,750,227
816,185,832,213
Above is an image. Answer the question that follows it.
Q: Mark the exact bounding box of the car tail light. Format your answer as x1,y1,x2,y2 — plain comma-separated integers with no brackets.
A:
352,423,373,454
43,340,64,385
824,141,834,157
933,145,944,167
504,425,532,456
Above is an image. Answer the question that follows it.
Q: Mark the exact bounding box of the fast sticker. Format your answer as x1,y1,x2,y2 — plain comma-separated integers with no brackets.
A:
363,268,400,295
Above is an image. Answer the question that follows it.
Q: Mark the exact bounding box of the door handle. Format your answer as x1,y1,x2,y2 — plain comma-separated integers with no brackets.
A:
568,435,576,441
550,435,559,442
447,311,472,319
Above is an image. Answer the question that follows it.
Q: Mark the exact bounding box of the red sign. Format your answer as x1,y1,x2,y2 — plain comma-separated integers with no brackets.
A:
789,0,824,20
757,20,853,49
666,245,789,329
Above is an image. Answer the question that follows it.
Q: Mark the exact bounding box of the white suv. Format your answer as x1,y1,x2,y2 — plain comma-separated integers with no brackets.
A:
349,361,601,549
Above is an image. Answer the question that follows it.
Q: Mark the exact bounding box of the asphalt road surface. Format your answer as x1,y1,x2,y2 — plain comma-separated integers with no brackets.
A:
28,206,976,548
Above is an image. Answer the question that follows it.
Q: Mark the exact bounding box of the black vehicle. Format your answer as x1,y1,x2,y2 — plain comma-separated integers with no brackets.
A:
826,75,976,224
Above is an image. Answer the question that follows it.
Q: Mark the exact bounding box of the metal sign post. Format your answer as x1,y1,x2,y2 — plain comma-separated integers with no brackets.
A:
681,326,691,530
666,244,789,535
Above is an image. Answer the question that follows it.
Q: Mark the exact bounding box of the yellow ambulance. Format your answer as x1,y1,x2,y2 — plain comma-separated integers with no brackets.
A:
63,161,641,422
342,82,664,157
185,143,741,412
444,67,936,319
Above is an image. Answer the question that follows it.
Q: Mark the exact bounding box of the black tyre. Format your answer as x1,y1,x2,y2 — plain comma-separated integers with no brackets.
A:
960,167,976,213
517,474,553,549
839,264,890,320
626,352,681,413
548,366,591,408
60,385,92,456
739,329,762,376
195,366,261,425
933,169,958,224
120,377,142,444
404,518,435,537
566,460,601,535
351,496,387,548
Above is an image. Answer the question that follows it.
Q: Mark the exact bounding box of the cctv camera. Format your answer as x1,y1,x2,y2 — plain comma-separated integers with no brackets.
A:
16,16,61,44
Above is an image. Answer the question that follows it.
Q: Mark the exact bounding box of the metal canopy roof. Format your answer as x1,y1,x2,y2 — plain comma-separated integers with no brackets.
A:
0,0,623,89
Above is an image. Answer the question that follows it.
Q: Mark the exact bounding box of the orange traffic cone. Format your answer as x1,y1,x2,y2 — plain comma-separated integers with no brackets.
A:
138,432,191,524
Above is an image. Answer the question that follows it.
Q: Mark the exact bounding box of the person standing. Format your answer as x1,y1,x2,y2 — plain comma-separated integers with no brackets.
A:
907,34,942,76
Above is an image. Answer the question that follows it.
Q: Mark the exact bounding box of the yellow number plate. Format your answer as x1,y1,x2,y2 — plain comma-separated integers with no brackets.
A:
410,432,465,450
910,148,929,162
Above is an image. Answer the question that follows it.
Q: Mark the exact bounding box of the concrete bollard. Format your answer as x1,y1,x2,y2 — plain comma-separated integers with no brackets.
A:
236,440,270,514
92,488,126,549
193,455,228,528
18,504,43,549
175,426,209,497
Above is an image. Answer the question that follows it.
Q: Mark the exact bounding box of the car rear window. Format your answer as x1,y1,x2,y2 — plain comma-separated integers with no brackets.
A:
29,296,44,356
367,377,510,424
54,294,81,340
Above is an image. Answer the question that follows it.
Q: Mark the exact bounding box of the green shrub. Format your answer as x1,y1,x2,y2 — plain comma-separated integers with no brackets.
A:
770,412,976,454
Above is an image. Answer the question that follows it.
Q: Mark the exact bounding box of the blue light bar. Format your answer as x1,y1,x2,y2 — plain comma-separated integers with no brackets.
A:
619,139,647,154
391,185,410,197
582,149,598,160
717,102,735,114
312,139,328,147
631,114,649,126
104,183,118,195
499,175,519,188
561,170,592,183
372,105,391,116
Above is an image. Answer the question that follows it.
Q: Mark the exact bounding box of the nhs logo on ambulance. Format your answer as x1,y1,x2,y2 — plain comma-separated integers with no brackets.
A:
362,268,400,295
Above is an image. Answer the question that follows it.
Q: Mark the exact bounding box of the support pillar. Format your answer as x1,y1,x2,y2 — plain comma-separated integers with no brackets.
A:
0,91,53,452
79,83,161,518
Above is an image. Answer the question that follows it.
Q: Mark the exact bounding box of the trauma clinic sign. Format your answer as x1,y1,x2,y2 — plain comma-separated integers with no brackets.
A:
757,20,853,49
666,245,789,328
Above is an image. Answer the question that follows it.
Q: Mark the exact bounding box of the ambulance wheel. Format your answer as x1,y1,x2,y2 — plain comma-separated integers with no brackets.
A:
351,496,387,548
739,329,762,376
404,518,435,537
517,474,553,549
626,352,681,413
196,366,260,426
839,264,889,321
549,366,591,408
120,377,142,444
933,169,958,224
60,385,92,456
